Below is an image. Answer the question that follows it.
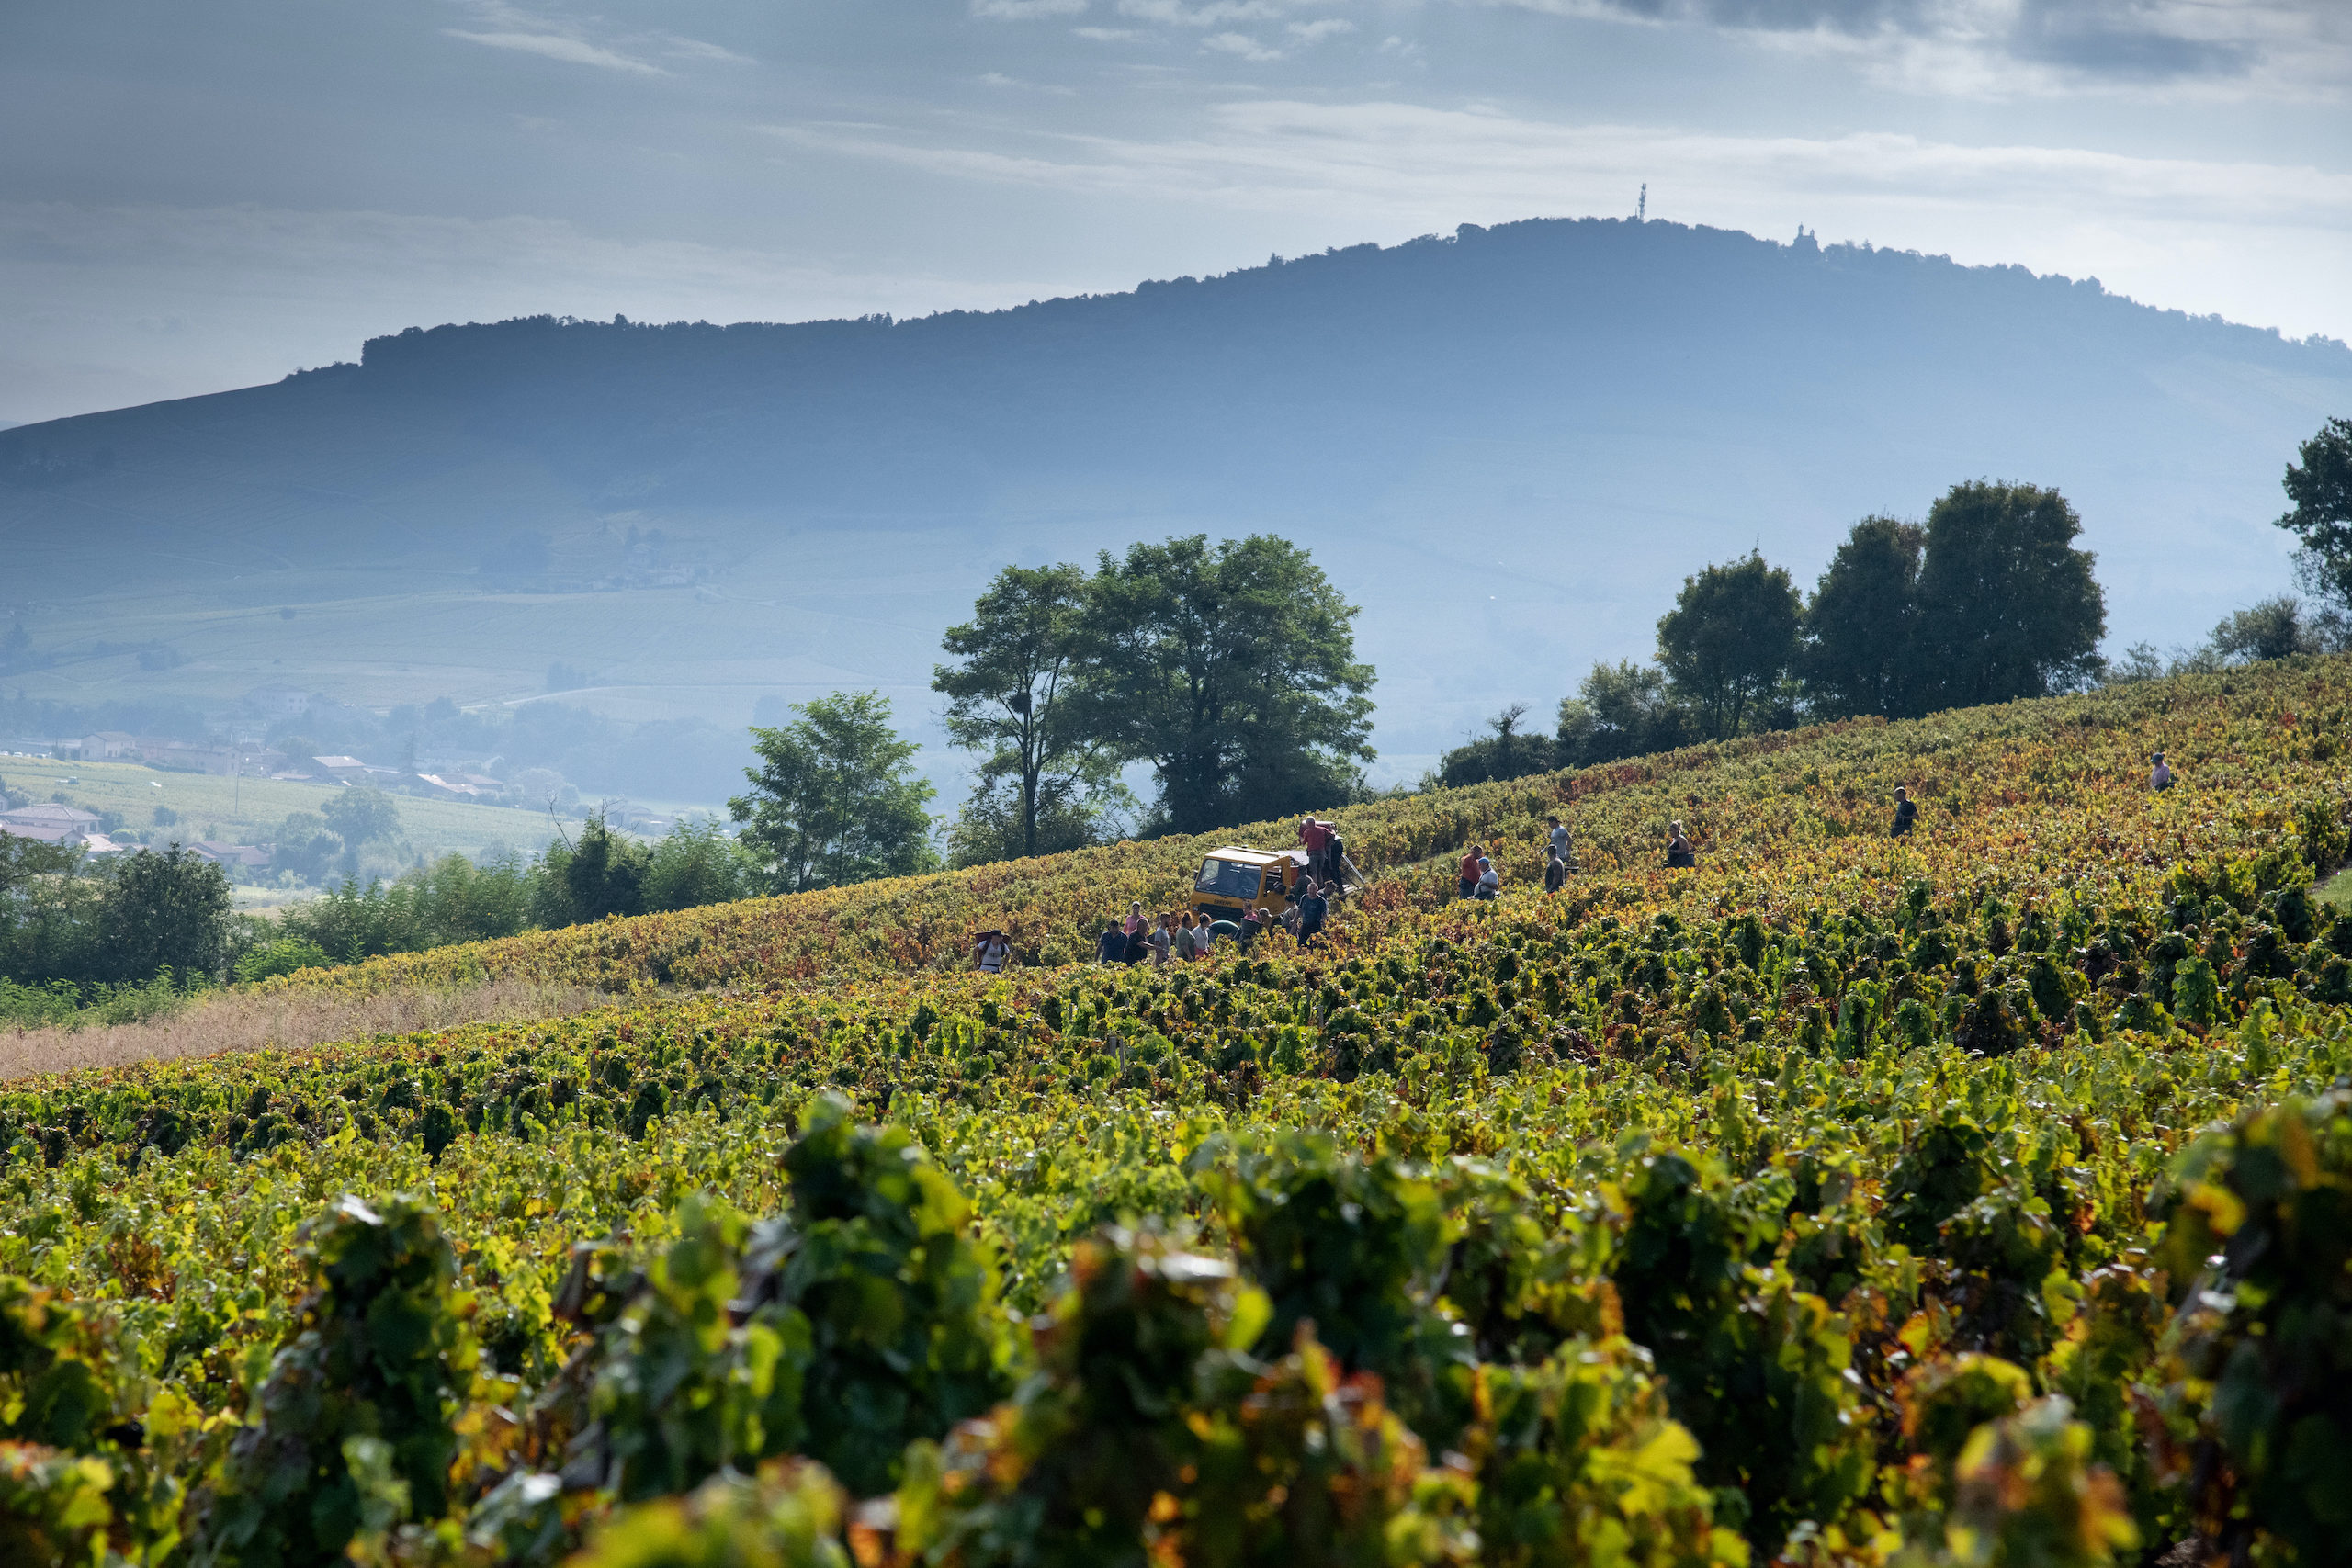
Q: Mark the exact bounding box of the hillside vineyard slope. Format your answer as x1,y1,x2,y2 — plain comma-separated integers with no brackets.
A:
2,217,2346,761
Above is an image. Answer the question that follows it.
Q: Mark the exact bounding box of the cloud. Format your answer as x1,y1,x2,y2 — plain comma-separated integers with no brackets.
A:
1463,0,2352,95
442,28,670,73
660,35,759,64
1074,24,1144,37
971,0,1091,16
757,97,2352,338
980,71,1081,92
1287,17,1358,41
1203,29,1286,57
1117,0,1287,25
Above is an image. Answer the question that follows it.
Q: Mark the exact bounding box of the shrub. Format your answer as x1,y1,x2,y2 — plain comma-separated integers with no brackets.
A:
2153,1089,2352,1567
193,1195,481,1567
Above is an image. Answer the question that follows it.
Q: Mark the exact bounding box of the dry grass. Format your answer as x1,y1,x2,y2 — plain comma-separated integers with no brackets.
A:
0,978,616,1081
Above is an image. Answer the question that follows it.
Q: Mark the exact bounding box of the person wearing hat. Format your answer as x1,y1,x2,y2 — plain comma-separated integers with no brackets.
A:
972,928,1012,975
2150,752,2174,791
1476,857,1500,899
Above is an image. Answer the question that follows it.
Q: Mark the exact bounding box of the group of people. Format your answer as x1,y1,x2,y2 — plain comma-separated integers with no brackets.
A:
985,750,2191,973
1091,879,1335,968
1456,815,1578,899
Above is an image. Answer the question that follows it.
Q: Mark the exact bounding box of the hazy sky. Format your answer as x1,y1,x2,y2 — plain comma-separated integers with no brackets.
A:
3,0,2346,427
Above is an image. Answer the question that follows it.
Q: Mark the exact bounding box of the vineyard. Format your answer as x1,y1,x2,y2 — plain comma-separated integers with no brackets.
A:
1,660,2349,1568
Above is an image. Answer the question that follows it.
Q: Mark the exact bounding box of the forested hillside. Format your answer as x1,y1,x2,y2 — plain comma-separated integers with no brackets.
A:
2,218,2345,773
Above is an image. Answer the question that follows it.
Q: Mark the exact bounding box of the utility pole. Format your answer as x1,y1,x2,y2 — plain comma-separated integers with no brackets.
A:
1637,183,1646,222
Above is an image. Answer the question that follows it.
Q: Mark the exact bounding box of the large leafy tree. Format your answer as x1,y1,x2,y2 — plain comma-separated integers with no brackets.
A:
102,845,232,983
1556,660,1690,767
729,692,938,893
1078,535,1374,835
2276,416,2352,608
1803,516,1925,718
1655,552,1802,739
933,563,1119,862
1914,481,2105,707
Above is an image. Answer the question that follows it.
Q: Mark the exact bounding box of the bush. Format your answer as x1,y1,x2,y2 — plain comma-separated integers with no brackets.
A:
194,1195,481,1567
232,937,334,985
2153,1089,2352,1567
1468,1337,1746,1568
570,1458,852,1568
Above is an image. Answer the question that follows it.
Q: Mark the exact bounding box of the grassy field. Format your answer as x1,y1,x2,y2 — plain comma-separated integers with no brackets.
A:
0,754,562,860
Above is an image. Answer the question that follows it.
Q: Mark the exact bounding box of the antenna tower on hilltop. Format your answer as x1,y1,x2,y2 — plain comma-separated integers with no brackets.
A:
1636,183,1646,221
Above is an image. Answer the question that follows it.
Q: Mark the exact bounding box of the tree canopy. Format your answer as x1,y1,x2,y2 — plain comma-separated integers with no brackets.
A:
1073,535,1374,835
2277,416,2352,609
1655,551,1802,739
1437,705,1555,789
1913,481,2106,707
933,563,1120,863
729,692,939,894
1802,517,1924,719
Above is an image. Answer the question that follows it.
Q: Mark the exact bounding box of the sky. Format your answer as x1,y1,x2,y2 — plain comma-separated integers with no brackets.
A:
1,0,2347,428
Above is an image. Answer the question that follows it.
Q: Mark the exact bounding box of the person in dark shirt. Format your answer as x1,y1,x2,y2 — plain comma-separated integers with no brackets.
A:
1544,848,1567,893
1097,923,1127,964
1295,877,1329,942
1665,820,1696,868
1891,786,1918,838
1206,918,1242,950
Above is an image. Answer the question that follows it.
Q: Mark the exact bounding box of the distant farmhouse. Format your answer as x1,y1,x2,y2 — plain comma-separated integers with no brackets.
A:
0,803,101,842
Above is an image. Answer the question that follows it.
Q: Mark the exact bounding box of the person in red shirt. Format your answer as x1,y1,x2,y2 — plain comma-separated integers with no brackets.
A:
1458,844,1484,900
1297,816,1334,881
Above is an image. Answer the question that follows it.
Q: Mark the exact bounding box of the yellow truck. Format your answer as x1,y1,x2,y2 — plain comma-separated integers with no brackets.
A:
1191,845,1310,926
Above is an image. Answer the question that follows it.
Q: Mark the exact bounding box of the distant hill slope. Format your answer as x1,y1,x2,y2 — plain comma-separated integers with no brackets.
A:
2,218,2346,794
249,654,2347,1004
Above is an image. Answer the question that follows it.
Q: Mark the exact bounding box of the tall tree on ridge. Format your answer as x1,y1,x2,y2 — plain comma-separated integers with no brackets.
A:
1078,535,1374,835
1655,551,1803,740
1914,481,2105,708
1804,516,1926,718
729,692,938,894
2275,416,2352,611
933,563,1114,861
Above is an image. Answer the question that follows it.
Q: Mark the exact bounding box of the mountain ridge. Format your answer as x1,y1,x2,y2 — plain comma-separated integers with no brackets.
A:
1,216,2345,799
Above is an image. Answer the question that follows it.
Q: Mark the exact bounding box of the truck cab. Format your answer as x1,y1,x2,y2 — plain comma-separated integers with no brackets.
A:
1192,845,1307,926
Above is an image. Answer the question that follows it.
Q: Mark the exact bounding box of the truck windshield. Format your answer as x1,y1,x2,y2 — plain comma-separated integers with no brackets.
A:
1195,857,1267,900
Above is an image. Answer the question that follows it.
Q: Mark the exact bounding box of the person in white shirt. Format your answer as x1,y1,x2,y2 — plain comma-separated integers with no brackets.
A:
972,929,1012,975
1476,857,1500,899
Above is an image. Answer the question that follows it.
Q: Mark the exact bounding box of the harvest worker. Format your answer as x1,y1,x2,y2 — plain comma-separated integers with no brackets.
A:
1298,816,1336,882
2151,751,2174,791
1666,821,1696,869
1207,917,1243,951
1891,786,1918,838
1476,857,1500,899
1096,921,1127,965
1547,815,1571,862
1295,877,1329,942
1148,913,1174,967
1459,844,1485,899
1173,912,1200,961
1125,899,1147,940
1544,847,1567,894
972,928,1012,975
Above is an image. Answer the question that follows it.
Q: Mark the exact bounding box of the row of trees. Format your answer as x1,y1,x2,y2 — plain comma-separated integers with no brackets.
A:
930,535,1374,858
709,535,1379,887
0,810,773,996
1444,480,2109,785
